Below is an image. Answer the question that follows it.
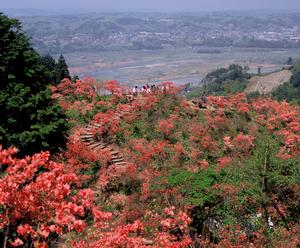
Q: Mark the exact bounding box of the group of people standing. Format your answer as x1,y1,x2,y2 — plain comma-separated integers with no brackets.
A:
132,84,167,96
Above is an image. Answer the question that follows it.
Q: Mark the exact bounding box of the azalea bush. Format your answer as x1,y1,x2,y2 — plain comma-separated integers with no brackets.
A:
0,146,93,247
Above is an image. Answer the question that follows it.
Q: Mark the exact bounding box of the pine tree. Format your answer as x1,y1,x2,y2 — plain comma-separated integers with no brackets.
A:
258,66,261,74
56,54,70,83
287,57,293,65
39,54,57,83
0,13,68,156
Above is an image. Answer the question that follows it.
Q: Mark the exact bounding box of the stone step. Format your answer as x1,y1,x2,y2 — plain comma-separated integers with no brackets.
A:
89,142,103,150
111,158,124,163
111,150,119,155
80,137,94,141
103,147,113,152
89,126,100,130
84,127,94,132
111,155,121,160
91,123,101,128
85,140,95,146
80,134,94,139
96,145,108,151
80,134,95,139
81,128,93,133
114,162,127,166
81,135,93,140
81,140,95,146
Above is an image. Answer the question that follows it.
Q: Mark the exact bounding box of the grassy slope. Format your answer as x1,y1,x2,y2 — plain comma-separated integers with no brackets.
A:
245,69,292,94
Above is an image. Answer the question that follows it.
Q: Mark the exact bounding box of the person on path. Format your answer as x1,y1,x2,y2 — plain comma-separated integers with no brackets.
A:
133,86,139,96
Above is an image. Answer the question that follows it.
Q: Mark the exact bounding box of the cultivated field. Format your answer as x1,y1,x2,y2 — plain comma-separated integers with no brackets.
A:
63,47,300,86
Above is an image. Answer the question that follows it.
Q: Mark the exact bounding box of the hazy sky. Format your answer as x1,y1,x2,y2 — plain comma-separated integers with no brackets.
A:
1,0,300,12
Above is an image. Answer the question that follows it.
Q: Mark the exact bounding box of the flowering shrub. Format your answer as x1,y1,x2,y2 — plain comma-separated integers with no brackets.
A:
0,146,92,247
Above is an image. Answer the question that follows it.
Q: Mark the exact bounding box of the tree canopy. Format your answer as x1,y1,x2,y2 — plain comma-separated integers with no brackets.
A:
0,13,68,155
272,62,300,103
187,64,250,98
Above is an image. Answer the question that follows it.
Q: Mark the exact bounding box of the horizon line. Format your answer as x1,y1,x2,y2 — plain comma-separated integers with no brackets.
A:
2,7,300,13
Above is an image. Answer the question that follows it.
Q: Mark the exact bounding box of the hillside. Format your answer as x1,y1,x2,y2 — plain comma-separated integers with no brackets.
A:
1,78,300,247
37,80,300,246
1,13,300,248
245,69,292,94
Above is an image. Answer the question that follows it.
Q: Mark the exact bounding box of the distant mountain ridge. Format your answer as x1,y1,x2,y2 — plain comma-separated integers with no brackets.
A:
5,11,300,54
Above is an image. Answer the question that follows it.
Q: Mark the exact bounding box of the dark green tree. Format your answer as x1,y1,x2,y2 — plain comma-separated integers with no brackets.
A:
56,54,70,82
258,66,262,75
290,63,300,88
272,62,300,103
0,13,68,156
39,54,57,83
287,57,293,65
187,64,250,97
228,64,244,80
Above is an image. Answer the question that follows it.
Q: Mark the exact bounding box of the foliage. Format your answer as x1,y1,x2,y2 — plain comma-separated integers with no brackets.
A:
50,78,115,125
290,62,300,88
2,67,300,247
272,62,300,103
0,146,93,247
0,13,68,156
56,54,70,83
38,54,70,84
273,82,300,103
187,64,250,98
287,57,293,65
